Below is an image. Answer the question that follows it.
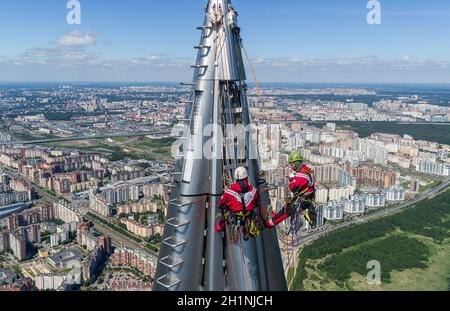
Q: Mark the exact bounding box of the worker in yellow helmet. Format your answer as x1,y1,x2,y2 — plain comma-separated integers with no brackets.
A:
286,151,317,229
265,151,316,229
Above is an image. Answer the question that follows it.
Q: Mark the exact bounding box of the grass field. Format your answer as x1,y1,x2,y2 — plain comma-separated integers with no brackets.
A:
382,239,450,291
420,179,443,193
42,136,175,162
293,187,450,291
301,235,450,291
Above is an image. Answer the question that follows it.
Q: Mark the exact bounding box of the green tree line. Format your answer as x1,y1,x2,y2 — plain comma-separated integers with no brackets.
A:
293,188,450,290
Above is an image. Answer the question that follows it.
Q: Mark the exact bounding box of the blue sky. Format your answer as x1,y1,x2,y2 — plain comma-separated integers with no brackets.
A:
0,0,449,83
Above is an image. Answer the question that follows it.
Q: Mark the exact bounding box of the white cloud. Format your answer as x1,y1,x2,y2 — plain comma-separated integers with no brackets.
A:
147,54,166,61
250,56,450,71
14,46,98,66
253,58,265,65
244,56,450,83
56,31,96,47
402,56,411,62
1,32,449,83
2,31,99,67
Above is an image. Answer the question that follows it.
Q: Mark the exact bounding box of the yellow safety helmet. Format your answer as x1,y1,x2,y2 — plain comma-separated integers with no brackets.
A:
288,151,303,163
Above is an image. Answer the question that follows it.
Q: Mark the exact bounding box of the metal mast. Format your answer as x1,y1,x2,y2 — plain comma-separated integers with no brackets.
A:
154,0,287,291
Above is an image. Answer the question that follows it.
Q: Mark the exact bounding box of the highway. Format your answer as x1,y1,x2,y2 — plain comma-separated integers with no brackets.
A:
84,213,159,259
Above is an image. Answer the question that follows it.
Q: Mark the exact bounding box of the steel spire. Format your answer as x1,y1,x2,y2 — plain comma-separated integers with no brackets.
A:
154,0,287,291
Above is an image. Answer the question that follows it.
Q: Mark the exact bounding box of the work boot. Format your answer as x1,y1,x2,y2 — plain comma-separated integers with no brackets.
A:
306,209,317,228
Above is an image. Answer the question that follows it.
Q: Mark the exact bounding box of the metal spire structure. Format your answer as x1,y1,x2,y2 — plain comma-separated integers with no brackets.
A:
154,0,287,291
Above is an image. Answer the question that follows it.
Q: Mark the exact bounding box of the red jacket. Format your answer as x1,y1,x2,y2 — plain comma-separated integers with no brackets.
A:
289,165,316,196
266,165,317,228
218,179,258,213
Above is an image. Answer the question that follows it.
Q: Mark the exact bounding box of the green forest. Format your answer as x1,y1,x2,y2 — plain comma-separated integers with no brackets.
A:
309,121,450,146
319,235,430,283
292,187,450,290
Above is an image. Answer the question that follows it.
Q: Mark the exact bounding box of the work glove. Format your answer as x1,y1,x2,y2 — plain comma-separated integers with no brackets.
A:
215,214,226,233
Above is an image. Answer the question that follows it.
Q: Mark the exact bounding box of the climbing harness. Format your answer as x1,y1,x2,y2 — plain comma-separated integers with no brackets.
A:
223,208,264,243
285,193,317,235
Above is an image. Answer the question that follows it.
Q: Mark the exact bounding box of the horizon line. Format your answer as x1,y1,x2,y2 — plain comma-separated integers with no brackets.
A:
1,81,450,86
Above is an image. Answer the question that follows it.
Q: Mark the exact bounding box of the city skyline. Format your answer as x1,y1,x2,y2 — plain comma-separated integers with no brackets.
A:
0,0,450,83
1,0,449,295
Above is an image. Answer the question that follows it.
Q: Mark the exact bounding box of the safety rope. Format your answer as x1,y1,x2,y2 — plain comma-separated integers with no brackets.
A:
212,11,265,290
240,41,266,106
225,223,239,290
238,233,250,290
215,25,227,63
